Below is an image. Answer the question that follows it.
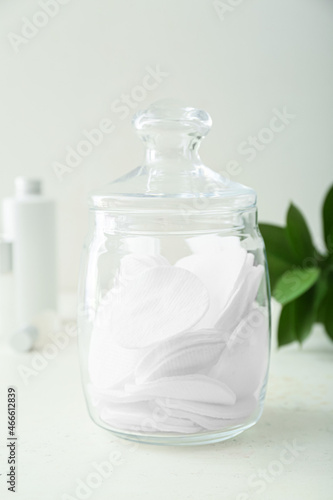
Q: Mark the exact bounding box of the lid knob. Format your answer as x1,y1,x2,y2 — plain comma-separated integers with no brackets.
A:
133,99,212,137
133,100,212,165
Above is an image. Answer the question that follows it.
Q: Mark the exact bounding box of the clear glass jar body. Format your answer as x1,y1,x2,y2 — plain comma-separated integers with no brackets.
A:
78,207,271,446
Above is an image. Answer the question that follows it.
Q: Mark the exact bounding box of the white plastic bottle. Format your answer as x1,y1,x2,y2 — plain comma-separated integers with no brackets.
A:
7,178,57,341
0,237,15,340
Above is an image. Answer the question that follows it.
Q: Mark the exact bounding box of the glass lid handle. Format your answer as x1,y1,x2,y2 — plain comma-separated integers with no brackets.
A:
132,99,212,165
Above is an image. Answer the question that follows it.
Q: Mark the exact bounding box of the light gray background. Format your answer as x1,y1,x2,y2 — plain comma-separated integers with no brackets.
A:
0,0,332,292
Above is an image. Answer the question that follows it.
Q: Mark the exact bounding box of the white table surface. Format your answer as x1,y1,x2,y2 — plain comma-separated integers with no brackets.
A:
1,300,332,500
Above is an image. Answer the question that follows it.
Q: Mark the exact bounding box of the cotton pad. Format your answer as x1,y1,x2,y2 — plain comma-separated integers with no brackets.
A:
125,374,236,405
155,395,257,419
210,307,269,398
107,266,210,348
88,326,144,390
154,408,244,431
89,384,153,405
135,329,226,384
88,246,267,435
149,420,202,434
100,401,152,422
99,403,202,433
118,254,170,280
215,264,264,333
175,247,247,329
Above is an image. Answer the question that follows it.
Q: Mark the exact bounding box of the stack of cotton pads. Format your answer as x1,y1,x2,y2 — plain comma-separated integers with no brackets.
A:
88,236,268,434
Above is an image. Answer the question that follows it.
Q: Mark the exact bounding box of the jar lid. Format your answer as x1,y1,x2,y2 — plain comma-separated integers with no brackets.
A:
89,100,256,214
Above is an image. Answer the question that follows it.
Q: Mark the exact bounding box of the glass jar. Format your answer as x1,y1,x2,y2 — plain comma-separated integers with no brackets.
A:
78,100,271,445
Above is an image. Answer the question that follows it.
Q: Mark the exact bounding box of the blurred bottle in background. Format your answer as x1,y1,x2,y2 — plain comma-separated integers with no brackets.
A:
0,236,15,340
1,177,57,350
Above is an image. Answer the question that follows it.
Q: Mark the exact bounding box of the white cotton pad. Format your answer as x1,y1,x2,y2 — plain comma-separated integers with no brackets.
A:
156,410,243,431
97,254,170,323
150,421,202,434
99,403,201,434
233,253,255,289
175,247,247,329
135,333,225,384
118,254,170,280
153,406,243,431
88,384,154,405
109,419,202,434
100,401,152,421
139,328,226,366
155,395,257,420
106,266,210,348
215,264,264,333
149,416,202,434
125,374,236,405
88,326,144,390
210,308,269,399
212,252,254,321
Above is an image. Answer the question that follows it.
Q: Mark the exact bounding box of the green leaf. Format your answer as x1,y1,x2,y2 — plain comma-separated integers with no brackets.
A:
314,275,329,324
324,310,333,341
259,223,297,289
265,254,292,290
278,302,296,346
324,299,333,341
259,224,297,263
323,184,333,253
278,287,317,346
294,287,316,343
317,297,327,324
323,277,333,341
273,266,320,305
286,203,315,262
